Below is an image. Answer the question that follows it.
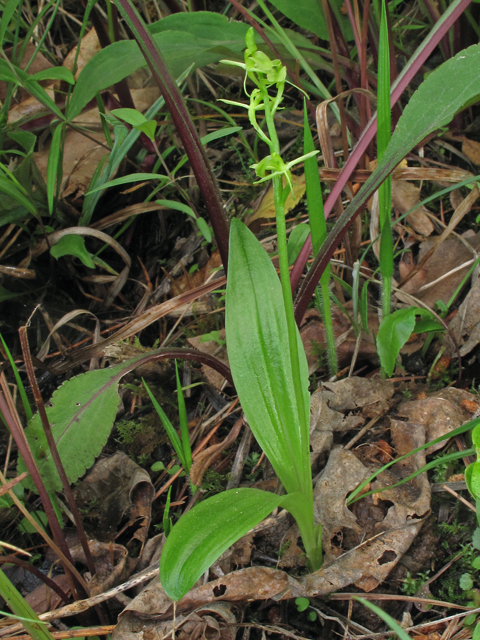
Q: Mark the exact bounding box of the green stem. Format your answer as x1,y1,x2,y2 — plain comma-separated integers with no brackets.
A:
258,77,320,569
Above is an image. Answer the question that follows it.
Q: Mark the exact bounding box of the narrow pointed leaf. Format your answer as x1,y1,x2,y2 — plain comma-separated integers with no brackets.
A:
377,307,416,377
296,42,480,322
225,219,310,495
160,488,284,601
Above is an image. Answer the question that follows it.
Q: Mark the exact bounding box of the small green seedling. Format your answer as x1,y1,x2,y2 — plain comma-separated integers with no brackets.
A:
143,362,196,495
295,597,317,622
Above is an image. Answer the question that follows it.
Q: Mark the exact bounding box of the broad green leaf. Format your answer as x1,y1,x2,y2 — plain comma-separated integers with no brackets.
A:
134,120,157,141
473,528,480,550
17,352,184,493
50,235,95,268
8,130,36,154
288,223,310,266
110,108,148,127
471,461,480,499
225,219,310,496
0,570,55,640
376,307,416,377
86,173,168,195
18,510,48,534
29,67,75,84
267,0,353,41
196,217,212,242
160,488,284,601
295,598,309,612
414,318,445,333
68,13,248,121
110,109,157,141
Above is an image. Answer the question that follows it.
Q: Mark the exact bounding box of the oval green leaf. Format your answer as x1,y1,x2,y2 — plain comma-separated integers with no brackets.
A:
376,307,416,377
225,219,310,496
160,488,284,601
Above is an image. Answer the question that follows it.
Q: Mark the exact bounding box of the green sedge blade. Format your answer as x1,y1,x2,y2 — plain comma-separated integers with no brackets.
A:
175,361,192,473
143,378,185,468
225,219,310,496
160,488,283,601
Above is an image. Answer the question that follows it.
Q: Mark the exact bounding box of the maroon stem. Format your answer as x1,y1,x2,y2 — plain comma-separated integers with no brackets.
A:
114,0,230,272
0,389,82,600
19,327,97,580
0,556,70,604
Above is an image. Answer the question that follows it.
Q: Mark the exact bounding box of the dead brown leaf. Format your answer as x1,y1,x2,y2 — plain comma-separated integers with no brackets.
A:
63,28,101,78
397,389,475,454
398,231,480,308
461,136,480,165
73,452,154,551
443,276,480,356
0,43,52,103
24,575,70,614
247,174,306,226
392,180,435,236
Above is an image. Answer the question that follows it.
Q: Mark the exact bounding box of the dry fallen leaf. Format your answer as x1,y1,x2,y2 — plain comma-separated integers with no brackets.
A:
392,180,435,236
397,231,480,308
247,173,306,225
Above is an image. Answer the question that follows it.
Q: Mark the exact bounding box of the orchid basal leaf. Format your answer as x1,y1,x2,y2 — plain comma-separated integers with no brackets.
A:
225,219,310,496
160,488,284,601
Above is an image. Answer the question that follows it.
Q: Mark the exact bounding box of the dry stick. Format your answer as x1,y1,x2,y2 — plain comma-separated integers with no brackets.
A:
10,626,117,640
0,471,28,496
18,326,97,580
441,483,476,512
0,386,82,601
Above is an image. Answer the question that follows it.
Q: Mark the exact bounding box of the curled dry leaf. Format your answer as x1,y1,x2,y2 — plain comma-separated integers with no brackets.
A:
114,577,237,640
73,452,154,552
309,385,365,463
397,386,479,453
392,180,435,237
309,418,430,594
70,540,130,596
398,231,480,308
